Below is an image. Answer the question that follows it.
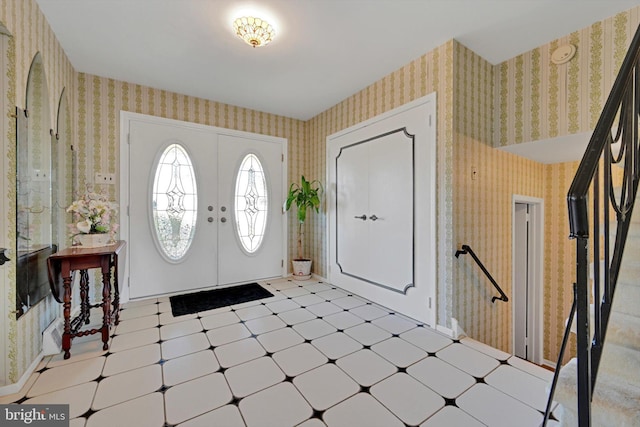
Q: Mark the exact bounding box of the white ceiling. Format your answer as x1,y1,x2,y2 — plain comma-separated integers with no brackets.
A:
36,0,640,121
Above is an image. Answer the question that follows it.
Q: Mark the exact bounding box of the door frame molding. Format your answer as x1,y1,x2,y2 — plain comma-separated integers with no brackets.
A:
119,111,288,302
511,194,544,364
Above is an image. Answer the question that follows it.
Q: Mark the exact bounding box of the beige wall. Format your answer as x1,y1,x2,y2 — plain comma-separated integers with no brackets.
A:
2,0,639,387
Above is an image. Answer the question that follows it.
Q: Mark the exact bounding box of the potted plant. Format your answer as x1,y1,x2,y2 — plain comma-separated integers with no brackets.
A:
67,191,119,248
285,175,322,280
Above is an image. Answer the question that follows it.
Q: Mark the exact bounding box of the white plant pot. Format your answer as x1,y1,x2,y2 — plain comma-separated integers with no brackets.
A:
75,233,111,248
292,260,312,280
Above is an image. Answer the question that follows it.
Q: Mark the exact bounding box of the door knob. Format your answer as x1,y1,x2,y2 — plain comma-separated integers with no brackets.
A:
220,217,227,223
369,214,378,221
208,206,213,211
354,215,367,221
208,217,214,223
221,206,227,212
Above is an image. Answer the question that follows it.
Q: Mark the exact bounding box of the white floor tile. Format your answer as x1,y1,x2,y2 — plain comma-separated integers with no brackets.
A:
122,298,157,309
323,393,404,427
293,319,337,340
457,384,543,427
70,417,86,427
281,286,311,298
331,296,367,310
179,405,245,427
164,373,232,425
160,318,203,341
256,327,305,353
436,343,500,378
109,328,159,353
85,392,164,427
304,283,333,293
485,365,555,412
371,337,427,368
0,372,39,404
159,312,198,325
323,311,364,330
371,373,444,425
272,343,328,377
461,337,511,361
420,406,485,427
239,382,313,427
157,301,172,313
269,280,300,291
315,289,348,301
235,304,273,321
372,314,417,335
102,343,161,376
336,349,397,387
400,327,453,353
162,349,219,386
307,301,342,317
92,364,162,410
118,304,159,321
225,356,285,398
27,357,105,398
294,364,360,411
265,298,300,314
161,332,210,360
312,332,363,360
199,311,240,330
205,323,251,346
298,418,327,427
214,337,266,368
196,305,232,318
114,314,159,335
348,304,389,321
292,293,326,307
406,356,475,399
245,314,287,335
507,356,554,382
278,308,317,325
23,381,97,419
343,323,392,346
47,339,107,369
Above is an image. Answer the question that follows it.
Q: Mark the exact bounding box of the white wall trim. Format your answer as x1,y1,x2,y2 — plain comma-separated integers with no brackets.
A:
512,194,545,365
0,352,42,397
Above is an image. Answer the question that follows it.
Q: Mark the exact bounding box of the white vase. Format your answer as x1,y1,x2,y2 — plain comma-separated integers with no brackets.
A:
292,260,312,280
75,233,111,248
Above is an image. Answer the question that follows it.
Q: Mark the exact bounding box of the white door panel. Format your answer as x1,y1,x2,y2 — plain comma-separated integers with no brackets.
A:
218,134,284,285
129,120,218,298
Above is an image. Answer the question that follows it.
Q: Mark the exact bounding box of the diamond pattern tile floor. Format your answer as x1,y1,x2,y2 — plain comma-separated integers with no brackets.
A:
4,278,558,426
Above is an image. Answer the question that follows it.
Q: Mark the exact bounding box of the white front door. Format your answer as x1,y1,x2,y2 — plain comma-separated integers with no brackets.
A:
217,133,284,285
124,114,286,299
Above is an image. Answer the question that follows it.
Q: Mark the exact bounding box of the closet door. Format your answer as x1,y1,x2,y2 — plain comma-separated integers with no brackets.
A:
328,95,436,325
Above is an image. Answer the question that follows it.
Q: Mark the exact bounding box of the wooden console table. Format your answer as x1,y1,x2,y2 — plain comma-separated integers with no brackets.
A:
47,240,126,359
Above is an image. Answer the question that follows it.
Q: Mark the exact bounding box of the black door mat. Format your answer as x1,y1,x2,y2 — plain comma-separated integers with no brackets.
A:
169,282,273,317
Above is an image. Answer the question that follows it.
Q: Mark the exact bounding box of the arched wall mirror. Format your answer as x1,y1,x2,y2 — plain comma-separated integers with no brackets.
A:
51,88,75,252
15,52,56,318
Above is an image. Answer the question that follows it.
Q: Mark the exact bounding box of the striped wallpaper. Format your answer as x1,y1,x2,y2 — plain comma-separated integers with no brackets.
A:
1,0,639,386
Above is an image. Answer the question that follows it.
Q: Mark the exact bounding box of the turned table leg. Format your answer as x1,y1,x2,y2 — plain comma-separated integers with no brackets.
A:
62,274,72,360
101,259,112,351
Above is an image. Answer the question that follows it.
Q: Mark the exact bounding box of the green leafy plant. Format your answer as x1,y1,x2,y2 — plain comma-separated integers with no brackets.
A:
285,175,322,260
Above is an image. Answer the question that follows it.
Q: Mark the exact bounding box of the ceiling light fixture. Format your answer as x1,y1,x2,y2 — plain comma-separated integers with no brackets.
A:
233,16,275,48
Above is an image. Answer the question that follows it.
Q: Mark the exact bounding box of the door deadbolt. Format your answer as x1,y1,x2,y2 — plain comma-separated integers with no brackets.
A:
208,206,213,211
208,217,214,223
221,206,227,212
220,217,227,223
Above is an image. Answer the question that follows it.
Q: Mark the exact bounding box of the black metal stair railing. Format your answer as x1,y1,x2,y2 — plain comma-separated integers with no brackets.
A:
455,244,508,303
542,22,640,427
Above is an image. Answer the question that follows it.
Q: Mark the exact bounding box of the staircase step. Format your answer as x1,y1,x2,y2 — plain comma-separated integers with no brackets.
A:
554,358,640,426
607,311,640,352
612,283,640,317
599,342,640,386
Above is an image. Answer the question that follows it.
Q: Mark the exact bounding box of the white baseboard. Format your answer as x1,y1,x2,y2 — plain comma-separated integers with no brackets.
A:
0,352,43,397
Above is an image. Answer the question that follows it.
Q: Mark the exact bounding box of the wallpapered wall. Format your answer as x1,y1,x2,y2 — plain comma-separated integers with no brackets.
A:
306,40,455,331
1,0,639,387
1,0,75,386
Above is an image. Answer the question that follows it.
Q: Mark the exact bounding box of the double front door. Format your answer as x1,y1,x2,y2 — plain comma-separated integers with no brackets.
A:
125,115,285,299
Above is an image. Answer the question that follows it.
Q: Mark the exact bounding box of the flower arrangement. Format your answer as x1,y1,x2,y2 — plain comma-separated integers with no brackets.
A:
67,192,119,237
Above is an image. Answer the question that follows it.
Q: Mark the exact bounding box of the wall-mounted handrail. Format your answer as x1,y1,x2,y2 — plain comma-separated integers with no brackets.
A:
455,244,508,303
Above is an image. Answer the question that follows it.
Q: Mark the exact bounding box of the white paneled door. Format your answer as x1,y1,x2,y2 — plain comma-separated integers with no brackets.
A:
328,95,436,325
124,114,285,299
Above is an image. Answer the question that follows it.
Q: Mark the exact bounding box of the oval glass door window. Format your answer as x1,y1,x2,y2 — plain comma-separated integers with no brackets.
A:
234,153,268,253
152,143,198,261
